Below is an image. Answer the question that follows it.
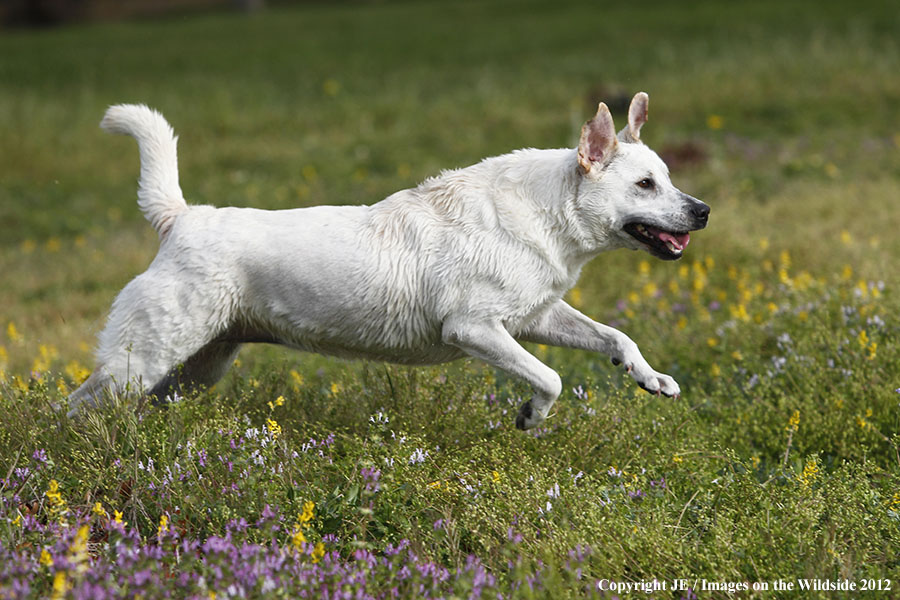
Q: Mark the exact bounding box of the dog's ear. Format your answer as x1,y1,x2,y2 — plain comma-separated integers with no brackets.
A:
578,102,618,175
618,92,649,144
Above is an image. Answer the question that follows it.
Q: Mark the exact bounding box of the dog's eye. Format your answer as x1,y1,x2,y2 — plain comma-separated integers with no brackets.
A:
636,178,655,189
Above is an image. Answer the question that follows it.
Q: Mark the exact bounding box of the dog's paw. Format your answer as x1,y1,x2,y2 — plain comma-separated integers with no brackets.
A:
614,358,680,398
515,399,546,430
642,372,680,398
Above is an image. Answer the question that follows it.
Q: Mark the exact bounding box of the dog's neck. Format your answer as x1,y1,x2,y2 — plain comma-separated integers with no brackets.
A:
480,147,612,270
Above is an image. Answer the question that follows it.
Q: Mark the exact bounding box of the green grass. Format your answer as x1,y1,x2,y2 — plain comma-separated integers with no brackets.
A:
2,0,900,597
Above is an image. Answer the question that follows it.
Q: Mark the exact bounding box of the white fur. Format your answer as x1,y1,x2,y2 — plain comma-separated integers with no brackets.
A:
70,95,709,429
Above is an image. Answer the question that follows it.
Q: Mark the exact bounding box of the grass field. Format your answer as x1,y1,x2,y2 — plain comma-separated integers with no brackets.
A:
2,0,900,597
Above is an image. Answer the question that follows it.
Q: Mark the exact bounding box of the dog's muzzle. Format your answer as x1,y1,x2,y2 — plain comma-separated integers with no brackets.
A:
623,194,710,261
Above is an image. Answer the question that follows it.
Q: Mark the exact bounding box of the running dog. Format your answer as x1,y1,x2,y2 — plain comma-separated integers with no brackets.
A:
69,92,709,429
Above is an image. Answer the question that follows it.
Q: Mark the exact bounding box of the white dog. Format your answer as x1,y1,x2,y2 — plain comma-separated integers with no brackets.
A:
69,93,709,429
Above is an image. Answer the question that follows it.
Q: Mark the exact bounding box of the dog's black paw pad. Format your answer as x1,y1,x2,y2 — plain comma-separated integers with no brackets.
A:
516,401,533,430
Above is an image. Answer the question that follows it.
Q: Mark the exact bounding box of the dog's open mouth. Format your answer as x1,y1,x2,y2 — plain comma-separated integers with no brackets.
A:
624,222,691,260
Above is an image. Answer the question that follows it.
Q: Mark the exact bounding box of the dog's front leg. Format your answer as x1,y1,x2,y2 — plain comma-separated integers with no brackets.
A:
519,300,680,398
442,318,562,430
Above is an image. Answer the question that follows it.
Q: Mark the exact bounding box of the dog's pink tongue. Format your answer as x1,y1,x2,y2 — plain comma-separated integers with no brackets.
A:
658,231,690,250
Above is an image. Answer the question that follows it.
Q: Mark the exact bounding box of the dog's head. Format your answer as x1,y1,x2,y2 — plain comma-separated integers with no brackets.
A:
575,92,709,260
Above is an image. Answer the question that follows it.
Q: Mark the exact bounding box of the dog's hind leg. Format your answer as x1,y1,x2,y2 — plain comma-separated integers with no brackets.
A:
148,341,241,401
67,368,116,416
67,269,237,414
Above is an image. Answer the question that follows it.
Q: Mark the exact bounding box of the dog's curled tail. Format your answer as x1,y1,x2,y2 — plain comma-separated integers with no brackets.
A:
101,104,187,238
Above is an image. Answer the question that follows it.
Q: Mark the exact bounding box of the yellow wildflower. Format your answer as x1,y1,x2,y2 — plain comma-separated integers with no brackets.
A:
291,526,307,549
68,524,90,574
798,457,820,488
290,370,304,389
779,268,792,286
7,322,22,343
32,344,59,373
889,491,900,511
330,382,342,395
157,514,169,539
311,542,325,563
727,265,739,280
12,375,29,393
750,456,760,469
638,260,650,275
710,363,721,377
492,470,500,483
786,410,800,433
706,114,724,130
12,514,22,527
113,510,126,527
867,342,877,360
64,361,91,384
45,480,69,525
51,571,69,600
40,549,53,567
266,418,282,439
729,303,750,322
672,455,683,464
779,250,791,269
299,501,315,527
92,502,107,517
426,481,442,490
857,330,869,348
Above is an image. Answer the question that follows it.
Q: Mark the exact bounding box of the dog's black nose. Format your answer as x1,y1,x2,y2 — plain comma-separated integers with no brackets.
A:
691,201,710,222
682,194,709,226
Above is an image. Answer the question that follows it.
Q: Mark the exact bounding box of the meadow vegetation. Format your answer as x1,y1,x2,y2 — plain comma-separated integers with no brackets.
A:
1,0,899,597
